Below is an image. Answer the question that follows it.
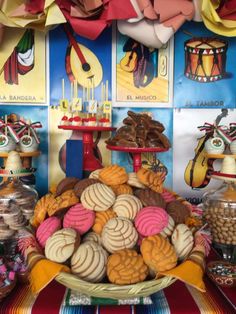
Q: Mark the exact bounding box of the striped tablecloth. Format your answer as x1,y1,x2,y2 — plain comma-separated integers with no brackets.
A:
0,277,235,314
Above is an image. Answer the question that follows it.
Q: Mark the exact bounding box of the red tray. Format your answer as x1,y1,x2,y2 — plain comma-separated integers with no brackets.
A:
106,145,168,153
58,125,116,132
106,145,169,172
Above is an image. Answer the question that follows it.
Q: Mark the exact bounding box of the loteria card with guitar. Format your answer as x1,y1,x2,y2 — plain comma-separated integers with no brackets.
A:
49,25,112,187
113,30,173,107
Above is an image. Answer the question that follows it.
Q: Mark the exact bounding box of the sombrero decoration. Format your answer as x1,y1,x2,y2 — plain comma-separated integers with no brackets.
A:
0,151,34,177
211,155,236,182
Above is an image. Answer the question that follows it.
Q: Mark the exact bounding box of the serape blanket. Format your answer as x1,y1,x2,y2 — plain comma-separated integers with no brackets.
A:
0,277,235,314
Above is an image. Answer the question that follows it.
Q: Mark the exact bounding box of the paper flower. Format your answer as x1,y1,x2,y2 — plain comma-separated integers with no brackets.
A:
56,0,137,39
0,0,66,31
201,0,236,37
118,0,200,49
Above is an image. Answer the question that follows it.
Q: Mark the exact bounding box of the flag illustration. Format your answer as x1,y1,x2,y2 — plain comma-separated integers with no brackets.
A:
3,29,35,85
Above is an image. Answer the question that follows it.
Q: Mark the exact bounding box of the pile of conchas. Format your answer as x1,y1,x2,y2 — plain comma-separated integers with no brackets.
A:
30,165,202,285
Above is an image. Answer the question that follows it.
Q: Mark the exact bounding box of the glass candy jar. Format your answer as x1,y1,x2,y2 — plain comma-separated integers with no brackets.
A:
0,177,38,223
203,181,236,263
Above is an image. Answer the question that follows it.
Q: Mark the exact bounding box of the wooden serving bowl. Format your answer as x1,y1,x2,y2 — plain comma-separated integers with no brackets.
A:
206,260,236,288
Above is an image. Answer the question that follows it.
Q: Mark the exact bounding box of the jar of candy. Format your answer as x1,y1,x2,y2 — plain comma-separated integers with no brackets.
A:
203,181,236,263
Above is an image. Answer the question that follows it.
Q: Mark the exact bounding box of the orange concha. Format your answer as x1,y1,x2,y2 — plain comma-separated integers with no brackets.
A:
141,234,177,275
107,249,148,285
110,184,133,196
47,189,79,217
92,209,117,235
99,165,128,186
30,193,57,227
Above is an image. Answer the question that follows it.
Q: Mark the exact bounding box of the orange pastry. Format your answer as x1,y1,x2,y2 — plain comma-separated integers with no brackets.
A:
99,165,128,186
30,193,57,227
92,209,117,235
137,168,165,193
141,235,177,276
107,249,148,285
47,190,79,217
110,184,133,196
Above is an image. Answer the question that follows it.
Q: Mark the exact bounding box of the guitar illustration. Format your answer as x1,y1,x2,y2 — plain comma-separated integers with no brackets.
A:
120,50,138,72
64,24,103,87
184,109,229,189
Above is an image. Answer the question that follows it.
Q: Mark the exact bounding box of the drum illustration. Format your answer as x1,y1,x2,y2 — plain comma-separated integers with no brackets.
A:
184,38,228,82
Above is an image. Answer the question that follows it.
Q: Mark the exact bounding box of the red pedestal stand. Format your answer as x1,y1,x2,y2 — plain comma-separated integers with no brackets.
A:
106,145,168,172
58,125,115,172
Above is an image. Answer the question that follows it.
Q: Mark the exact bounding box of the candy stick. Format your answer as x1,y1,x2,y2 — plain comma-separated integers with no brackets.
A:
4,115,7,136
70,81,73,101
82,86,85,102
92,77,94,101
62,78,65,99
106,80,108,101
101,83,103,102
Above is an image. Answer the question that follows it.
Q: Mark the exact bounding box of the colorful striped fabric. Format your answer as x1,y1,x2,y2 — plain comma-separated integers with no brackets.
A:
0,277,235,314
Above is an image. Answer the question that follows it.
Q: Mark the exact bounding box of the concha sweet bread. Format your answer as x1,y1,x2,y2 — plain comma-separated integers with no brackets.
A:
112,194,142,220
47,190,79,217
31,193,57,227
141,235,177,275
74,178,100,198
171,224,194,261
160,215,175,238
135,206,169,237
102,217,138,253
36,216,61,248
45,228,80,263
99,165,128,186
107,249,148,285
71,242,108,282
63,203,95,235
166,200,190,224
110,184,133,196
83,232,102,245
81,183,115,212
135,188,166,208
127,172,145,189
56,177,80,196
137,168,165,193
89,169,102,180
92,209,117,234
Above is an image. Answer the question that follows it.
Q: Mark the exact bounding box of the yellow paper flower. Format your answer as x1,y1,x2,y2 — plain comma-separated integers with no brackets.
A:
201,0,236,37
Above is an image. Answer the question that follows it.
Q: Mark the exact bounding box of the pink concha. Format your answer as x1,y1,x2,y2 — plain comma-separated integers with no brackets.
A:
135,206,169,237
63,203,95,235
36,217,61,248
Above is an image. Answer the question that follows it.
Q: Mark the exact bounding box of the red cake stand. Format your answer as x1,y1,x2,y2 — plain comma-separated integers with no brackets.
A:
58,125,116,172
106,145,168,172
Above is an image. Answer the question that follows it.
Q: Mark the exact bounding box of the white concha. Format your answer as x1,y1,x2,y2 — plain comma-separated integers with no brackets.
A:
112,194,142,220
160,215,175,238
81,183,115,211
101,217,138,253
83,232,102,245
127,172,145,189
71,242,108,282
171,224,194,261
89,169,102,180
45,228,79,263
